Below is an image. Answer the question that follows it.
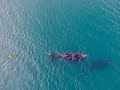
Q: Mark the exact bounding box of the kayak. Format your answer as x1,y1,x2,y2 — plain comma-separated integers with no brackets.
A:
9,51,16,58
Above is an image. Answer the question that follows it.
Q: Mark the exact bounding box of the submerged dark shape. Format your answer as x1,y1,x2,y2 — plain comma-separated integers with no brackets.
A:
90,60,111,69
48,51,87,62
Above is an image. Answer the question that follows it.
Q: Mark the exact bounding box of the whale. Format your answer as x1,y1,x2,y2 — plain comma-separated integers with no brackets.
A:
48,51,87,62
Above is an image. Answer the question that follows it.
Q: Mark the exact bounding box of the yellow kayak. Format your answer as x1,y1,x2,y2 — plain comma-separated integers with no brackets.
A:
9,51,16,58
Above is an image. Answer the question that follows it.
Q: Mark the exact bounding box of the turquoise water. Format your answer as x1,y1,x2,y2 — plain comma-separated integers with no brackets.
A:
0,0,120,90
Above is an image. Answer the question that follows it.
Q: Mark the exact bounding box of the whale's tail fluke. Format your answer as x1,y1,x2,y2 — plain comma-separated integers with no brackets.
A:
48,51,57,62
48,51,54,57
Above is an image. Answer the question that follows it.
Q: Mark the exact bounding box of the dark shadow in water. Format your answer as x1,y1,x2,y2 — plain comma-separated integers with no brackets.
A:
90,60,111,70
67,59,112,71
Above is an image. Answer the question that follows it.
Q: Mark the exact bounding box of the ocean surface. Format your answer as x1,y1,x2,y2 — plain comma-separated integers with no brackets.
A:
0,0,120,90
